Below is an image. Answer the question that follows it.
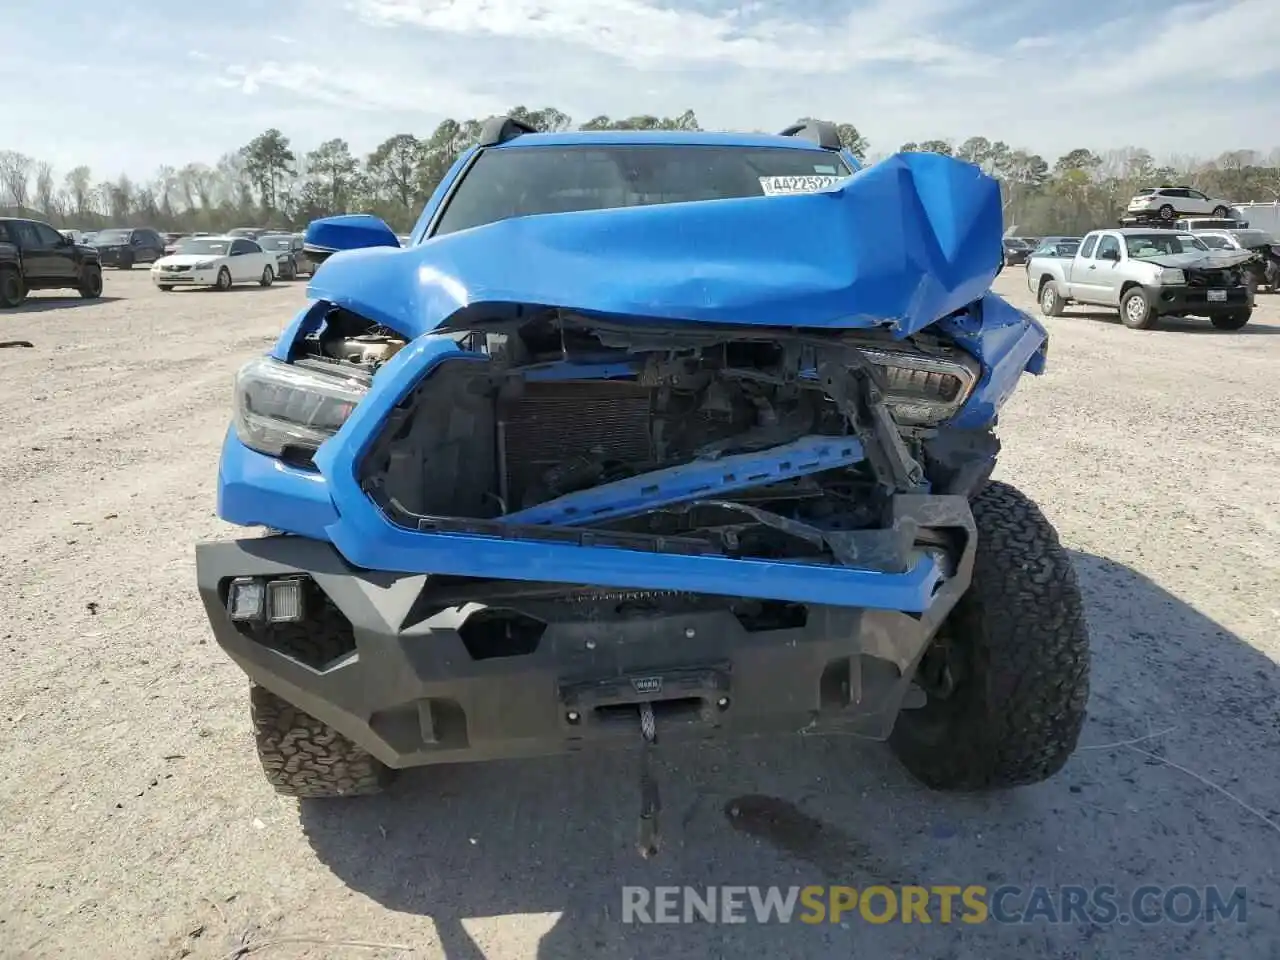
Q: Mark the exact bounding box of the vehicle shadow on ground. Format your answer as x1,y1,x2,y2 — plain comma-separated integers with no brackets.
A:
1070,309,1280,334
299,550,1280,959
1151,316,1280,335
162,285,300,294
9,295,122,314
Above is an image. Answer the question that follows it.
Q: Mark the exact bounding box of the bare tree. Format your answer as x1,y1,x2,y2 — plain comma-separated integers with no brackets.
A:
154,165,177,213
0,150,34,209
6,108,1279,237
34,161,57,215
63,166,93,217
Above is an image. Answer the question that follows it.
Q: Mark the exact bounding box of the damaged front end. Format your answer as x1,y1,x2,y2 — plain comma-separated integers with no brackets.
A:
202,148,1053,851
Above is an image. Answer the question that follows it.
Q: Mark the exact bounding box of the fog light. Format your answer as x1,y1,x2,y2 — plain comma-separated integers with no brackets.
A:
227,577,265,621
267,577,306,623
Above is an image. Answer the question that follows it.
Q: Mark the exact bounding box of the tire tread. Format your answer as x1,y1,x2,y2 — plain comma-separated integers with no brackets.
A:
250,685,392,799
889,481,1091,790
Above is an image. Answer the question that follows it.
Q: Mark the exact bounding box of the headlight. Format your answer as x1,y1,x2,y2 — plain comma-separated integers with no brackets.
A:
1152,267,1186,284
233,356,370,459
195,260,218,270
858,347,981,426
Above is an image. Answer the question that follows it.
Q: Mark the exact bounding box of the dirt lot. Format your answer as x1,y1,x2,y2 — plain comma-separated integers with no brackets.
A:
1,267,1279,959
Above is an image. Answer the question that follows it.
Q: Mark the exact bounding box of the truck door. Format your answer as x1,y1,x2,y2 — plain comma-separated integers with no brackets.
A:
1069,234,1103,304
1092,234,1124,305
32,221,78,280
11,220,60,283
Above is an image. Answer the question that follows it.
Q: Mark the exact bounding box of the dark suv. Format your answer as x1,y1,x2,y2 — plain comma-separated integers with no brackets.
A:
0,217,103,307
91,227,165,269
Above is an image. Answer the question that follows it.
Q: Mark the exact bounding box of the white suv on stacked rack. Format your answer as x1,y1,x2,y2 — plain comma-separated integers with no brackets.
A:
1126,186,1236,222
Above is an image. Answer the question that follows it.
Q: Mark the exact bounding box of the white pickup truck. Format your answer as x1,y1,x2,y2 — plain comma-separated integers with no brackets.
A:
1026,227,1255,330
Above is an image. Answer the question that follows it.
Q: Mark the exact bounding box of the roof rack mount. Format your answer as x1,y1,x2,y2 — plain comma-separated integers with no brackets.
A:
778,120,842,151
477,116,538,148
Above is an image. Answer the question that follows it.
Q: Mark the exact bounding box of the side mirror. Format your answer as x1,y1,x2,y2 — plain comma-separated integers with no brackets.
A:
1101,248,1120,262
303,214,401,267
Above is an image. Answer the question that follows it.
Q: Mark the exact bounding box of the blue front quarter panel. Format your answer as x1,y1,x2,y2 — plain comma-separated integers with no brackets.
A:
942,293,1048,429
216,427,337,537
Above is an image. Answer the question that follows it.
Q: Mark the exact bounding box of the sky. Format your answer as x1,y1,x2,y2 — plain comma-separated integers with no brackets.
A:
4,0,1278,181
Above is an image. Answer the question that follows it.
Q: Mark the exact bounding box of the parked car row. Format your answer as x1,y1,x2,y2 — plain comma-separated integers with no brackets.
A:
0,215,323,307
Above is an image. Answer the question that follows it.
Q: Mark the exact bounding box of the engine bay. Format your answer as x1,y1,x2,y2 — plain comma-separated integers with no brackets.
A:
295,307,988,571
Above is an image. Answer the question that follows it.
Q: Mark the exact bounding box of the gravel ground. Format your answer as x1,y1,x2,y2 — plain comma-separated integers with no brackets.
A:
1,268,1279,960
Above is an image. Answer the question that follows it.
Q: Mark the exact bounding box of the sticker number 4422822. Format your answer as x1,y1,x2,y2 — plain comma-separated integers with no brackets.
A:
758,175,849,196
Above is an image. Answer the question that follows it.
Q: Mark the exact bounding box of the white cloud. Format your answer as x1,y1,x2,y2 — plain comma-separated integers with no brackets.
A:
1060,0,1279,94
215,60,504,117
3,0,1278,178
324,0,1279,158
350,0,992,76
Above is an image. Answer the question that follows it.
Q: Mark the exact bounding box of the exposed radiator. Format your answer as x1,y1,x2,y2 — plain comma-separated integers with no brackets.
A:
498,381,654,504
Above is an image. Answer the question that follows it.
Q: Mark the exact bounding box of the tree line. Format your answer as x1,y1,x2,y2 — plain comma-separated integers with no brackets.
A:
1,105,1277,238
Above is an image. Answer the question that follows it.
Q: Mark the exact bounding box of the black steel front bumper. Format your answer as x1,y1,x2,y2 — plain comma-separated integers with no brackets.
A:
195,498,976,769
1146,282,1252,317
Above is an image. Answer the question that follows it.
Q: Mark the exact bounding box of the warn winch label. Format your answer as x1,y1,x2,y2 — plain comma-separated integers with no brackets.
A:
758,175,848,196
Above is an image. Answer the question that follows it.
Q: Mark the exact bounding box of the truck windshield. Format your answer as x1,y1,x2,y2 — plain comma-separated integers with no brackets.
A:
434,144,854,237
1124,233,1208,258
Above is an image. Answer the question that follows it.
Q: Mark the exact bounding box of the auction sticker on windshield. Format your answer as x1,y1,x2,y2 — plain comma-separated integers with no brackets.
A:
759,175,848,196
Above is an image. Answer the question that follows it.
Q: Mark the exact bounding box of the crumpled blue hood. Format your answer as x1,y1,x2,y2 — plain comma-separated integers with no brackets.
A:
308,151,1004,340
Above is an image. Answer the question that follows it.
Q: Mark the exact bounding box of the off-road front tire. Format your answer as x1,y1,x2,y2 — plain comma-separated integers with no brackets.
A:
1210,310,1251,331
250,685,394,798
889,481,1090,790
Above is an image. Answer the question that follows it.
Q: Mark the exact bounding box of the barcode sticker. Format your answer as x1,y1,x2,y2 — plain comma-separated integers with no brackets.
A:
758,175,848,196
